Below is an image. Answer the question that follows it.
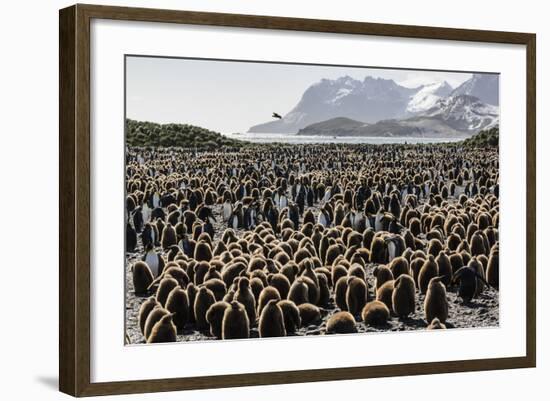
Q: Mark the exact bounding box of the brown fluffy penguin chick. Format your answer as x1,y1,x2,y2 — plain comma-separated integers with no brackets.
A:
469,232,486,256
194,240,213,262
221,261,246,287
204,265,222,282
418,255,438,294
160,266,189,289
362,300,390,327
427,317,447,330
250,269,269,287
334,276,349,311
138,297,160,335
205,301,230,339
376,280,395,311
347,264,366,281
301,261,320,286
194,286,216,330
448,252,464,275
132,261,154,295
295,247,313,265
373,265,394,290
300,276,320,306
392,274,416,318
165,287,190,331
161,223,177,250
326,311,357,334
369,237,387,263
147,313,177,343
186,283,199,323
409,257,424,287
222,301,250,340
468,257,486,298
155,276,179,307
235,277,256,324
287,278,309,306
223,288,236,303
316,272,331,307
193,261,210,285
435,251,453,287
259,299,286,338
298,303,321,326
277,300,301,333
248,277,264,302
424,276,448,323
331,265,348,289
325,243,343,266
257,286,282,316
202,278,227,302
267,273,291,299
345,276,368,317
388,256,410,279
427,238,444,257
143,307,170,340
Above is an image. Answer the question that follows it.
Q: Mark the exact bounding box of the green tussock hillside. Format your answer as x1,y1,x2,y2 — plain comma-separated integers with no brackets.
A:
126,119,248,149
461,127,499,147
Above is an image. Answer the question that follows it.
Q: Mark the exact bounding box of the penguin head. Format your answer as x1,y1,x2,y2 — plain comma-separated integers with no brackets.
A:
159,313,176,325
265,298,279,310
238,277,250,291
230,300,243,310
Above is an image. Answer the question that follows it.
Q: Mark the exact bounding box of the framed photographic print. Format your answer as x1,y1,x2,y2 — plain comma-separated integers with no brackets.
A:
59,4,536,397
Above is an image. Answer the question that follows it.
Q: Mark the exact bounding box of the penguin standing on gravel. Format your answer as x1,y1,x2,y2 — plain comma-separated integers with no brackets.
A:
142,243,165,278
452,266,491,303
228,203,243,229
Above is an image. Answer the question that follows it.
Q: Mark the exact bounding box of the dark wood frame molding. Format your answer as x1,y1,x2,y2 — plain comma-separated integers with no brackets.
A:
59,3,536,397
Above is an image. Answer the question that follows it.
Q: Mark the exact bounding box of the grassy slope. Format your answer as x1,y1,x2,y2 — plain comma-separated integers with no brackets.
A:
461,127,499,147
126,119,248,149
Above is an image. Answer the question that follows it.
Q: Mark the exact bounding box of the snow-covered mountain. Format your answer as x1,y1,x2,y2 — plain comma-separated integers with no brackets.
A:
450,73,499,105
424,94,499,132
248,74,499,135
406,81,453,114
248,76,418,133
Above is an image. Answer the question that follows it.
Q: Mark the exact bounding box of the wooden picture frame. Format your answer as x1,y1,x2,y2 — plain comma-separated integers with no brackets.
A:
59,3,536,397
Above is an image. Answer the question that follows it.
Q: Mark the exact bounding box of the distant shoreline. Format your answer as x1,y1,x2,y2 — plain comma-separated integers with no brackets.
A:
223,132,466,145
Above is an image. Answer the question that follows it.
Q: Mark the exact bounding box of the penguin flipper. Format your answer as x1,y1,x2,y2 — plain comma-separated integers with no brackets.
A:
451,267,468,285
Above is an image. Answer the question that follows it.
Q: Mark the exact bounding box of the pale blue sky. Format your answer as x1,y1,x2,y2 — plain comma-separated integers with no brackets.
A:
126,56,474,133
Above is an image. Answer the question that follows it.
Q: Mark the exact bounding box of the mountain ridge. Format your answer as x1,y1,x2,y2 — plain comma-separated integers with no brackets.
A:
248,73,499,136
297,94,498,138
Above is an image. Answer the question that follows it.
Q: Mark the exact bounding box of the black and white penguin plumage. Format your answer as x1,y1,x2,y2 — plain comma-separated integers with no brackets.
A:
228,203,243,229
142,222,158,248
288,203,300,229
178,235,196,258
132,206,144,233
318,207,331,227
203,216,215,239
243,204,257,230
222,199,232,222
142,244,164,278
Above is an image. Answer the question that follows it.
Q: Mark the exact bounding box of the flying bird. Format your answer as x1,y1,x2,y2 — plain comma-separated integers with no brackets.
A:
272,112,282,119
